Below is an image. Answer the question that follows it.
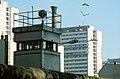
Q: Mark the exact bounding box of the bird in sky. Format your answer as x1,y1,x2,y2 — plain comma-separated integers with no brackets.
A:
80,11,90,16
82,3,89,6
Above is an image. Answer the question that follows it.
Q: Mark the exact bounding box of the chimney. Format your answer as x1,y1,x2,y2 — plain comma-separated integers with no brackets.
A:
51,6,57,28
1,35,4,39
114,61,117,65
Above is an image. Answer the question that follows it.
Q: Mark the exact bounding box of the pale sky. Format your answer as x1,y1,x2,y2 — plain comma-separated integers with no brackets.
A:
8,0,120,61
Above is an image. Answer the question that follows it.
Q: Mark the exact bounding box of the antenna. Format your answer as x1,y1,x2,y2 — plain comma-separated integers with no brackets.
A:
32,6,34,25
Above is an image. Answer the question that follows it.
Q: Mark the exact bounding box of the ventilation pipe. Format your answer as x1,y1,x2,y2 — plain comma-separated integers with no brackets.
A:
51,6,57,28
1,35,4,39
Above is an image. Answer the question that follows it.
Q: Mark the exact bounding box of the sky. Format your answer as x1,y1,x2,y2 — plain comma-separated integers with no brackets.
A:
8,0,120,61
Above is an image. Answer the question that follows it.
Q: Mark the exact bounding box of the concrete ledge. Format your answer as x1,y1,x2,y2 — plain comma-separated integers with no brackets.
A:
0,64,108,79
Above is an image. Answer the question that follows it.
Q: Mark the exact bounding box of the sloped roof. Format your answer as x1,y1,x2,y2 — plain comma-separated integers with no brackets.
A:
99,64,120,79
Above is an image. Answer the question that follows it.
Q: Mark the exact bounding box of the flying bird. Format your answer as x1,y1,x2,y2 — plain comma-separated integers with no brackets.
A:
80,11,90,16
82,3,89,6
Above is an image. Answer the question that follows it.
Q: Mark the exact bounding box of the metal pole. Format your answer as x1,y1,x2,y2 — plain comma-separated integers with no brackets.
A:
32,6,34,25
27,12,29,26
23,16,24,27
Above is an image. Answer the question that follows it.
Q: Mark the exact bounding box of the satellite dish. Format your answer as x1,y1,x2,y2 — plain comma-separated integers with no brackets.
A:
38,10,47,19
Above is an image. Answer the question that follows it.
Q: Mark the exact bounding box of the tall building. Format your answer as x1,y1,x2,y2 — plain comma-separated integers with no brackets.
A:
0,0,19,65
60,25,102,76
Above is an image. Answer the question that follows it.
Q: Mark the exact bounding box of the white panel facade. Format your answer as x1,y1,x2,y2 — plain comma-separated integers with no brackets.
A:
96,30,102,74
58,45,64,72
61,25,102,76
0,0,19,65
87,26,94,76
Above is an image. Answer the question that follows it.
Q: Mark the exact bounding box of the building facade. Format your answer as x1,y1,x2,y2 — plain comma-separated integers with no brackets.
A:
0,0,19,65
58,45,64,72
60,25,102,76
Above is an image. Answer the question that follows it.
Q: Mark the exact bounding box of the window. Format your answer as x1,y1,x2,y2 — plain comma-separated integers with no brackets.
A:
67,30,69,32
75,29,77,31
17,40,41,51
18,43,22,50
6,22,9,25
25,42,29,50
6,13,9,16
34,41,40,49
6,7,9,11
6,26,10,30
43,41,46,49
6,17,9,20
79,29,83,31
42,40,57,51
46,41,53,50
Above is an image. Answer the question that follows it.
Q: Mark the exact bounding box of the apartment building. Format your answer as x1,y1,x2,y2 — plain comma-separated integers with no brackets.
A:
0,0,19,65
60,25,102,76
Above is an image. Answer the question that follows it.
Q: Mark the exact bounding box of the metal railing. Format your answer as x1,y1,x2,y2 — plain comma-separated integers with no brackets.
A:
13,9,62,29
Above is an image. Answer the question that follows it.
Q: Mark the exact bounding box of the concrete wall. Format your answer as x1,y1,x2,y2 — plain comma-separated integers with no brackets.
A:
14,31,42,41
0,64,108,79
14,50,60,71
13,25,60,43
44,52,60,71
14,50,42,68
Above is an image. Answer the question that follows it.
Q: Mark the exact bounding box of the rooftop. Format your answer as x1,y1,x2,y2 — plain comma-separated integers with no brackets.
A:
13,24,61,34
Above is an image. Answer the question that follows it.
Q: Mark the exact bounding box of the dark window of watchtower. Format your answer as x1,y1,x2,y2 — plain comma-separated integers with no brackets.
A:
42,40,58,51
34,41,41,49
43,41,46,49
18,42,22,50
25,42,29,50
17,41,58,51
29,42,33,49
17,40,41,51
46,41,53,51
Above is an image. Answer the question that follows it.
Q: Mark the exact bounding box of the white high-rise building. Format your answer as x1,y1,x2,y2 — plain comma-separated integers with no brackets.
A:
60,25,102,76
0,0,19,65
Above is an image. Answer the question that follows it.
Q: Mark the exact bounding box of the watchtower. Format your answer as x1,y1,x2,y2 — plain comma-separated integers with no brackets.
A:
12,6,62,71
